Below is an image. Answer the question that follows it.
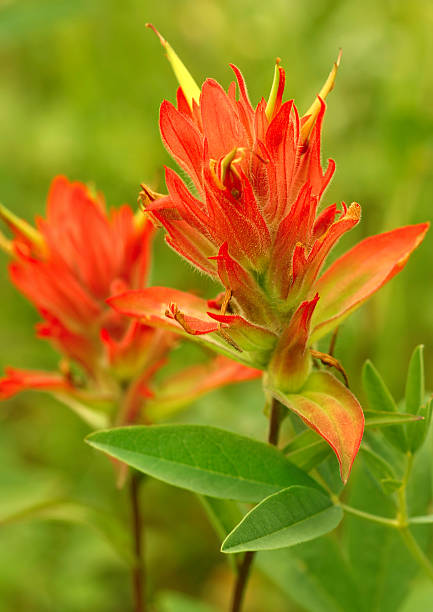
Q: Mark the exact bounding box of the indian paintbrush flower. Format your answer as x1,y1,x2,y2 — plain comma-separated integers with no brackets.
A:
0,176,260,429
109,28,429,481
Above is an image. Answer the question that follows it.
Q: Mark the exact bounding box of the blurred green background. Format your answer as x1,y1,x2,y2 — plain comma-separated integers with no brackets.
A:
0,0,432,610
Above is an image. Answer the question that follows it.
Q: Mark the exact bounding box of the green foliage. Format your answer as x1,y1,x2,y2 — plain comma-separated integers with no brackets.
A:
260,536,364,612
405,346,432,452
86,425,318,502
360,445,402,494
362,360,407,450
283,429,330,471
408,399,433,454
343,433,433,612
363,346,432,455
221,486,342,553
405,345,425,415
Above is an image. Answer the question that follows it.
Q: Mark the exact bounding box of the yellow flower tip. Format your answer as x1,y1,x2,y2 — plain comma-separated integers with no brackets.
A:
146,23,201,109
301,50,342,143
0,203,44,252
265,59,284,122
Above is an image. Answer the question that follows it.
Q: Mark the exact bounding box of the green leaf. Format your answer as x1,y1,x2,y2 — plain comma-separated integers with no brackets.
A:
343,430,433,612
283,429,331,471
405,345,425,415
259,537,364,612
364,409,422,427
380,478,404,494
408,399,432,453
221,485,342,553
360,445,401,494
86,425,318,502
362,360,406,450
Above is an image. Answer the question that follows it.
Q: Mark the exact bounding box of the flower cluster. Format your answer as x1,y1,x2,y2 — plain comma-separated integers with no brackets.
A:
0,176,259,429
108,29,428,480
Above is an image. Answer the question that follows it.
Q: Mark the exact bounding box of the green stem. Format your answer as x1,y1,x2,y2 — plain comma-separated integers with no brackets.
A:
230,551,255,612
316,466,399,528
130,471,146,612
337,502,398,527
229,397,284,612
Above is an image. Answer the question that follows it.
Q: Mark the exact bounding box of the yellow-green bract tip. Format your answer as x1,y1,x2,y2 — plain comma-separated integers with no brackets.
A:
301,49,342,142
265,60,282,121
0,203,44,252
146,23,201,109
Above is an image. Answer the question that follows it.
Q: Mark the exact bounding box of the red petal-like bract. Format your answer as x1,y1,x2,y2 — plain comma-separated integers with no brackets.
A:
0,367,72,400
270,371,364,482
311,223,429,341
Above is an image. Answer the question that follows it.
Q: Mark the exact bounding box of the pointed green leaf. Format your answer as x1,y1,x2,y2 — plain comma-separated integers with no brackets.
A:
407,399,432,453
362,361,406,450
221,485,342,553
360,445,396,480
405,345,425,415
381,478,404,494
283,429,330,471
365,409,422,427
360,446,401,494
86,425,318,502
259,537,364,612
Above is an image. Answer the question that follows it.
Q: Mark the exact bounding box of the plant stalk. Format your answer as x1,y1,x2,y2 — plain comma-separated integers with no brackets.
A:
229,397,284,612
338,502,399,527
130,470,146,612
230,551,255,612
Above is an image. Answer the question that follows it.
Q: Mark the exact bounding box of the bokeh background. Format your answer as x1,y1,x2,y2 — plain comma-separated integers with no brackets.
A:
0,0,432,610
